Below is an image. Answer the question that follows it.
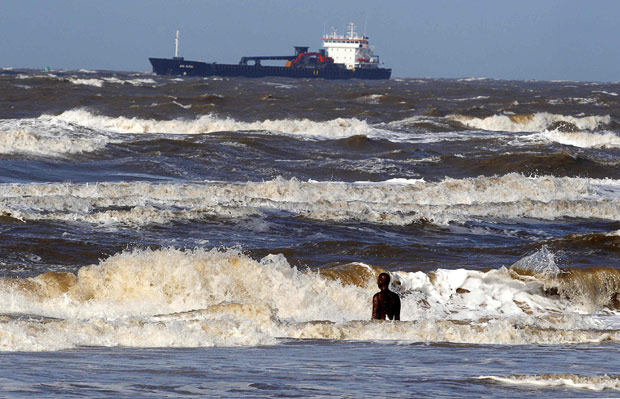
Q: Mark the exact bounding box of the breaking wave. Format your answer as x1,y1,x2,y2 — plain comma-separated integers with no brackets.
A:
14,74,157,87
0,129,110,157
0,174,619,226
450,112,611,133
536,130,620,149
65,78,105,88
0,247,618,351
0,108,388,156
11,109,616,155
0,117,112,157
50,109,386,140
479,374,620,391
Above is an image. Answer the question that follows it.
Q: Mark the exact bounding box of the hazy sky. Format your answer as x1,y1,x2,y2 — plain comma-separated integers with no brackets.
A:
1,0,618,81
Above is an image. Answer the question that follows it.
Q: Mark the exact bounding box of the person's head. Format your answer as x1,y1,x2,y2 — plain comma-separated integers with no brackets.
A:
377,272,390,291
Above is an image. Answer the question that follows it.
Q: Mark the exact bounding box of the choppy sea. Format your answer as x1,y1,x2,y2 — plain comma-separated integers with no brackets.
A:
1,68,620,398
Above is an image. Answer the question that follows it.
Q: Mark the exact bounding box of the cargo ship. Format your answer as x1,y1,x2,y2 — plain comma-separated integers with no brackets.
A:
149,23,391,80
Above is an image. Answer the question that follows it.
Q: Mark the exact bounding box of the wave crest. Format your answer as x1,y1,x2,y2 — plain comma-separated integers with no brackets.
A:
1,174,619,226
539,129,620,148
450,112,611,133
479,374,620,391
51,109,379,139
0,247,618,351
0,128,109,157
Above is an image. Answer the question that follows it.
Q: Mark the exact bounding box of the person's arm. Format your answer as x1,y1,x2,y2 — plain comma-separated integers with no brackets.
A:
372,294,380,319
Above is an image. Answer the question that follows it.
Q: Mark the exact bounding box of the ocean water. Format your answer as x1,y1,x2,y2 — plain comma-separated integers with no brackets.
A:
0,68,619,397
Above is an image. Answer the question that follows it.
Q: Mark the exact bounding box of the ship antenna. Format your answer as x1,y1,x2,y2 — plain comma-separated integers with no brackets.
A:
364,14,368,37
174,30,180,58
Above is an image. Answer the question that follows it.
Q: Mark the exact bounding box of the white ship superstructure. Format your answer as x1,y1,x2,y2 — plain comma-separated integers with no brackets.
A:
322,22,381,70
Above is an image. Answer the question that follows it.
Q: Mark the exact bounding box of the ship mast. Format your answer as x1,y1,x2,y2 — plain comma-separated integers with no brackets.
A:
174,30,180,58
347,22,355,39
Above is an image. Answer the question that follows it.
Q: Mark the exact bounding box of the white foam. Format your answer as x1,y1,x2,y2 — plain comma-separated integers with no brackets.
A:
355,94,384,104
0,117,111,157
0,248,369,350
15,75,102,87
49,109,388,140
66,78,104,87
0,248,617,351
449,95,490,101
450,112,611,133
457,77,490,82
14,108,590,146
536,130,620,149
102,77,157,86
1,174,619,226
10,73,156,87
548,97,601,105
391,260,591,322
593,90,618,96
479,374,620,391
383,177,426,185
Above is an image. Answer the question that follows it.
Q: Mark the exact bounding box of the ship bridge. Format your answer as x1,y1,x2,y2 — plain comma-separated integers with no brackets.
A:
322,22,380,70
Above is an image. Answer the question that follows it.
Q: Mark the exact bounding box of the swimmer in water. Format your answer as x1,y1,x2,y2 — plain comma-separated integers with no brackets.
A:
372,272,401,320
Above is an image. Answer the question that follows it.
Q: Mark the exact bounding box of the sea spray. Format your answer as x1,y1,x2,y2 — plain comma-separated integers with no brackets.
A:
1,247,618,351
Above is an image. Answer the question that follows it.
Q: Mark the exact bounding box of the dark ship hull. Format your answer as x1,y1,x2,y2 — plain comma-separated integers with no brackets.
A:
149,57,391,80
